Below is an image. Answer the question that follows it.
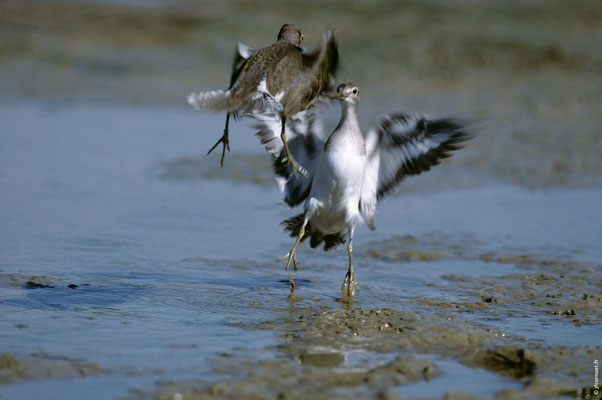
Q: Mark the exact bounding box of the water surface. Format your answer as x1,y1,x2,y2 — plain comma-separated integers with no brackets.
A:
1,104,600,399
1,0,601,398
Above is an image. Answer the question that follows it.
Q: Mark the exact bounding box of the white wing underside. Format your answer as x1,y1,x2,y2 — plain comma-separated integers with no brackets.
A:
237,42,254,60
261,111,473,228
253,106,326,196
360,114,474,228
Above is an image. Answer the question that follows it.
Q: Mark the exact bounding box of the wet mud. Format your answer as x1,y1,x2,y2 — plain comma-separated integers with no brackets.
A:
364,236,602,329
1,0,601,399
143,234,600,400
146,303,599,399
0,353,102,384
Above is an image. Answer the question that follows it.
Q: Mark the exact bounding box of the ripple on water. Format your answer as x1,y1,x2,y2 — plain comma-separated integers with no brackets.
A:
2,279,147,313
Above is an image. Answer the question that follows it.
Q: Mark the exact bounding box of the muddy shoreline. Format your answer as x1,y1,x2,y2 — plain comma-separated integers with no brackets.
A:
1,0,601,398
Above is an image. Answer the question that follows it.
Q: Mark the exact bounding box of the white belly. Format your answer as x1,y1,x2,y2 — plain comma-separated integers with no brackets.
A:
307,148,366,234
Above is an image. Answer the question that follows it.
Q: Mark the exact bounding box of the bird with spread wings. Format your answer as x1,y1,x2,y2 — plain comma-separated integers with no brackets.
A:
188,24,339,177
255,83,477,299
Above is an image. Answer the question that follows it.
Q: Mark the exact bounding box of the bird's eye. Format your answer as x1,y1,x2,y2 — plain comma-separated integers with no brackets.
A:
352,88,358,94
300,34,304,42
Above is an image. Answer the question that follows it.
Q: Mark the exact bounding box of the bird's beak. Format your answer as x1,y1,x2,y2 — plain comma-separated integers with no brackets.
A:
324,91,344,101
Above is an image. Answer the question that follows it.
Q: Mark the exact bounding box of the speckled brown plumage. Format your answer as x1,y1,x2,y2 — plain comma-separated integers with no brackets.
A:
188,24,339,171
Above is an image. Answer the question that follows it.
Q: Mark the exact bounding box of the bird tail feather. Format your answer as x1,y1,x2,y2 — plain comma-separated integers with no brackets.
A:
187,90,231,112
281,213,345,251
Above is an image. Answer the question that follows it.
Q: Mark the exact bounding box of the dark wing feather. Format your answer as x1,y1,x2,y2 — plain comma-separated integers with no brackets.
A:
360,113,476,228
266,106,326,206
283,213,346,251
229,42,254,89
252,105,325,206
301,31,339,81
281,31,340,113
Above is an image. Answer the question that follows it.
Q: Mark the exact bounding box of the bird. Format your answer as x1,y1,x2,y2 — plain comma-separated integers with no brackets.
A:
187,24,339,176
265,82,477,300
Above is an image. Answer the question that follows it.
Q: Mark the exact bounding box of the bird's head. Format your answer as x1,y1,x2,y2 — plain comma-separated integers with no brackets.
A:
277,24,303,46
333,82,360,105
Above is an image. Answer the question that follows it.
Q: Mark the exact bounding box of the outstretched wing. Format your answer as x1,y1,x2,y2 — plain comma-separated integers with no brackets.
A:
282,30,340,110
360,113,476,229
253,106,326,206
301,30,339,81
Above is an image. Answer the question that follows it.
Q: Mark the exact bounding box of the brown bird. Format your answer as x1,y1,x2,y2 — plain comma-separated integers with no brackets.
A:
188,24,339,175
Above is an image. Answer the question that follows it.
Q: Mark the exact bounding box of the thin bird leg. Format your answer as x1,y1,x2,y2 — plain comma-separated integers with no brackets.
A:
342,233,358,299
278,217,309,299
284,220,306,272
278,251,299,271
207,112,231,167
277,251,298,271
280,116,302,180
288,271,296,297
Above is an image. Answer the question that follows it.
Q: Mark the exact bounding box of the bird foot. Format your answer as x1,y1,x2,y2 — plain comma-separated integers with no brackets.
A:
288,158,300,180
341,272,357,300
207,130,230,167
287,289,301,302
287,158,309,180
287,277,296,299
280,151,309,180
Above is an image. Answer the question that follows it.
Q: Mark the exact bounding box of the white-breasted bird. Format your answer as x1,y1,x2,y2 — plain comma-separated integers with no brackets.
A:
265,83,477,299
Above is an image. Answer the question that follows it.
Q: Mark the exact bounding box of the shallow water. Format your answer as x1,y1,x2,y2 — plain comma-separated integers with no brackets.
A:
2,0,602,398
1,104,600,399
